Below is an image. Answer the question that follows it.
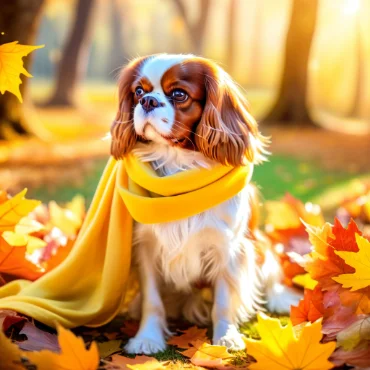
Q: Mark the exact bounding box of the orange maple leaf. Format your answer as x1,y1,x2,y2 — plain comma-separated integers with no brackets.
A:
25,324,99,370
168,326,210,349
305,219,362,290
0,329,24,370
290,286,324,325
0,235,42,280
104,355,161,370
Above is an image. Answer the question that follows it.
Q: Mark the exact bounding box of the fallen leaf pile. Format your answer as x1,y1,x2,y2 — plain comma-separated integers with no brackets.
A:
290,219,370,367
1,188,370,368
0,189,84,285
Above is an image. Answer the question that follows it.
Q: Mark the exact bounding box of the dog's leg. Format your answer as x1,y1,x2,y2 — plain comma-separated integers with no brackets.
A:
212,276,246,350
125,243,168,354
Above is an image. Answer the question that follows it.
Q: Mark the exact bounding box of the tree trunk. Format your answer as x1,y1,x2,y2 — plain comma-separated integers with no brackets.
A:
263,0,318,124
0,0,44,139
46,0,96,107
172,0,211,55
226,0,237,75
107,0,127,78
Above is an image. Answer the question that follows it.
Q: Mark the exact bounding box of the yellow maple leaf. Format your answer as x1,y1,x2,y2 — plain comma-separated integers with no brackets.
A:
0,41,44,102
244,313,335,370
2,230,46,254
0,189,41,232
265,201,302,230
292,273,318,290
0,330,24,370
2,215,46,254
25,324,99,370
332,234,370,291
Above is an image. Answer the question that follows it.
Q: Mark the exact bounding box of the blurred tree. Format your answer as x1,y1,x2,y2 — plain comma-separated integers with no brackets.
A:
172,0,211,55
0,0,45,139
46,0,96,107
349,6,364,117
248,2,263,88
264,0,318,124
107,0,128,79
226,0,237,75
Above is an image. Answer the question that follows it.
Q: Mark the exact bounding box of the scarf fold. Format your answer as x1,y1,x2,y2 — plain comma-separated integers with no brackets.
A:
0,154,253,329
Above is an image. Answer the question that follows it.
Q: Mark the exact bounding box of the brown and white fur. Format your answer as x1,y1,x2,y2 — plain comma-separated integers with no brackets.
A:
110,54,301,354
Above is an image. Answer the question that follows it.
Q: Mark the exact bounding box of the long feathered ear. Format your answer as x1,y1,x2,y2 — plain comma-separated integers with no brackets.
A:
195,63,269,166
110,57,149,159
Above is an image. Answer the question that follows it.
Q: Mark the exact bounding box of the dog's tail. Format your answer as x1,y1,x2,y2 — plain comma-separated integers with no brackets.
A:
248,184,302,314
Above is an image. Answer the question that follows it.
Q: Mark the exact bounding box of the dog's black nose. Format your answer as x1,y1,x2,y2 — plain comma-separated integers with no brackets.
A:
140,95,159,113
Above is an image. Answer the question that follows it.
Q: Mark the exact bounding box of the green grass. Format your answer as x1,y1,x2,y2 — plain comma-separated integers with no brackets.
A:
29,154,359,207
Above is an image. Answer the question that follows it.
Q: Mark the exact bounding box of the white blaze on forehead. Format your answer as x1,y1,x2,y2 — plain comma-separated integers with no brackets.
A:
140,54,194,91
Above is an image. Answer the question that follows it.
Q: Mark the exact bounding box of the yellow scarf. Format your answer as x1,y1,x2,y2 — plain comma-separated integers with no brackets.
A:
0,154,253,328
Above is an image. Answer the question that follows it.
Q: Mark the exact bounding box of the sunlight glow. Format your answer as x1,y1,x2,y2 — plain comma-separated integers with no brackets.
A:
342,0,360,15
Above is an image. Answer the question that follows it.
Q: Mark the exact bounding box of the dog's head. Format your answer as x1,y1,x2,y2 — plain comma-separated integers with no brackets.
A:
111,54,268,166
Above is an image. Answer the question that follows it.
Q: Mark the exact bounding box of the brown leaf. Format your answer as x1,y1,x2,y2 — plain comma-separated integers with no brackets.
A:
16,322,59,352
168,327,210,349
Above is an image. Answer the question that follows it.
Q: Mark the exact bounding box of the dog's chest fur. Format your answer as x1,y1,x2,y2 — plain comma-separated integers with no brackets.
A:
133,143,251,291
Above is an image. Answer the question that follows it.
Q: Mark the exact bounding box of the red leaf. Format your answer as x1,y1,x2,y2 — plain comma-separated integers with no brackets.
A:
120,321,139,337
328,218,361,252
290,287,324,325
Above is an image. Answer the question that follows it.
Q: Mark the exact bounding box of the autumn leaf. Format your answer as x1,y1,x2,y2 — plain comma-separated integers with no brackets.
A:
49,197,84,237
126,359,167,370
321,291,358,340
186,340,234,369
0,189,41,232
328,218,361,253
168,326,210,349
97,339,122,358
0,309,26,332
0,41,44,102
2,230,46,254
305,219,362,290
265,200,302,230
333,234,370,291
42,239,74,273
339,287,370,314
290,286,324,326
0,235,42,280
0,330,24,370
244,313,336,370
291,273,318,290
120,320,140,337
104,355,159,370
330,346,370,368
25,324,99,370
336,317,370,351
17,321,59,352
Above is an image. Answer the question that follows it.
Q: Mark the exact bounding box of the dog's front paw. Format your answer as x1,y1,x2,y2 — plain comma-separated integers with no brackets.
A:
125,336,167,354
213,324,246,351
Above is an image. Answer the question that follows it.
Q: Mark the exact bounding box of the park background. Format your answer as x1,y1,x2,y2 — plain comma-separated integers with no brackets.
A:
0,0,370,213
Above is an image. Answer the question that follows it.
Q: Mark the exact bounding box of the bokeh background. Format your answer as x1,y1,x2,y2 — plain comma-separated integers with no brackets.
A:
0,0,369,213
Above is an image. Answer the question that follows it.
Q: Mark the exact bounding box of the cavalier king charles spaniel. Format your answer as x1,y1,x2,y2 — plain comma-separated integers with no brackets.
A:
110,54,301,354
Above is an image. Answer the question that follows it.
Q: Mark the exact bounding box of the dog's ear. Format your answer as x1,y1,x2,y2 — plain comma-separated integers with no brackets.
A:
195,61,268,166
111,57,149,159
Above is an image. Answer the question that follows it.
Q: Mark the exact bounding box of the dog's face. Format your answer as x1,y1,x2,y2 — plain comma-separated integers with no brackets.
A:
111,54,267,166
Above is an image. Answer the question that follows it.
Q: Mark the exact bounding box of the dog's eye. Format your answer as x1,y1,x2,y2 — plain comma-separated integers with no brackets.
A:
135,87,144,98
171,89,188,102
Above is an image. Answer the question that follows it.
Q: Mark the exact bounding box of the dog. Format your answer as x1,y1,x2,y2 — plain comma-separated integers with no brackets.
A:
110,54,301,354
